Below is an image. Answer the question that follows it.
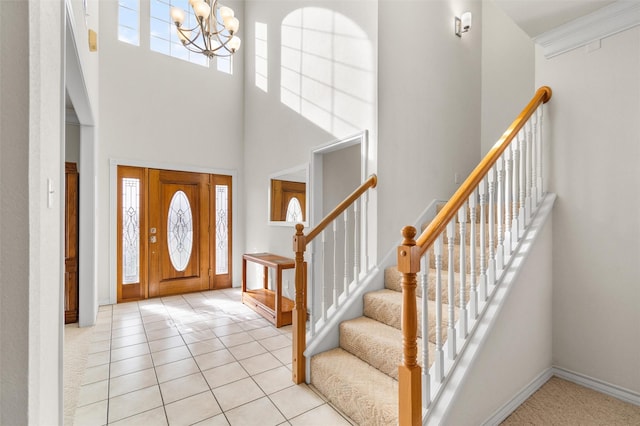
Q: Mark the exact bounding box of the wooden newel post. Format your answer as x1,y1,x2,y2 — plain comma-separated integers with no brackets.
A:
292,223,307,384
397,226,422,426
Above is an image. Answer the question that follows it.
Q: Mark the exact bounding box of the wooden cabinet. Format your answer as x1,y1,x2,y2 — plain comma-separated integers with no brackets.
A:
241,253,295,328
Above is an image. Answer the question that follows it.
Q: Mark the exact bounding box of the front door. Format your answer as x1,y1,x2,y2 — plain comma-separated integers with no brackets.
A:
117,166,232,302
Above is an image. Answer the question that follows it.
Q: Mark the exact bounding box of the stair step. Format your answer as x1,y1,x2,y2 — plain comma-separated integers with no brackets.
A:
311,347,398,426
385,266,471,305
340,316,435,380
363,289,456,344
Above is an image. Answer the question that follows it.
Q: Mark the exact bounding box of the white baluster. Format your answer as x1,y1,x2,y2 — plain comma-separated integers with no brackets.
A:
434,235,445,382
344,210,349,299
518,129,527,236
446,220,456,359
457,205,468,338
332,221,338,309
511,141,520,247
353,199,360,286
478,178,488,302
487,168,496,288
536,106,545,201
321,230,327,323
525,119,533,225
531,111,539,207
504,145,513,258
420,252,430,408
363,190,370,272
468,191,478,320
496,156,505,272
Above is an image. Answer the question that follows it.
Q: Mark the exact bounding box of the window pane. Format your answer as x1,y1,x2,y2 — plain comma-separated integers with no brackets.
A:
217,56,232,74
151,17,171,40
215,185,229,275
118,0,139,46
167,190,193,272
286,197,303,222
119,6,139,30
150,0,170,20
122,178,140,284
119,26,140,46
150,37,170,54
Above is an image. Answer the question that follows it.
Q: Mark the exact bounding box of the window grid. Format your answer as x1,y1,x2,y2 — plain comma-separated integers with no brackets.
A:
118,0,140,46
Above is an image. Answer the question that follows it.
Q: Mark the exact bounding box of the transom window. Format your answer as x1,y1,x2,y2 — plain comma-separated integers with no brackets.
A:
118,0,140,46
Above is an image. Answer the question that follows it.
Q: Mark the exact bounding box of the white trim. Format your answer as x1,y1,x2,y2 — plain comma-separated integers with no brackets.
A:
552,367,640,407
535,1,640,58
108,158,239,305
482,368,554,426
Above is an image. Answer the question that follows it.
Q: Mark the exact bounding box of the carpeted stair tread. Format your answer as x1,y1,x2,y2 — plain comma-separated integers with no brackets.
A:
363,289,456,343
385,266,471,305
311,347,398,425
340,316,435,380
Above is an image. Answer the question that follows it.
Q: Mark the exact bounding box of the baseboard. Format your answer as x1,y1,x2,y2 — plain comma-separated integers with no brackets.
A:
552,366,640,406
482,368,554,426
482,366,640,425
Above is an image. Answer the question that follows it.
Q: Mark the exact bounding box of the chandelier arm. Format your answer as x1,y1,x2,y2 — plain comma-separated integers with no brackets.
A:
176,26,207,52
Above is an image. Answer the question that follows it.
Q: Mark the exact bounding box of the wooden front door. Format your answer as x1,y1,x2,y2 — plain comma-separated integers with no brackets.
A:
64,163,79,323
148,169,210,297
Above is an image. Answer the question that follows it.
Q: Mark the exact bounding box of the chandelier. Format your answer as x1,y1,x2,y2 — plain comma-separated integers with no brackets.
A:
170,0,241,59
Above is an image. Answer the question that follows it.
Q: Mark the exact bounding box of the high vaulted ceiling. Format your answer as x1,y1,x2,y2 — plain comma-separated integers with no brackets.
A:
494,0,617,37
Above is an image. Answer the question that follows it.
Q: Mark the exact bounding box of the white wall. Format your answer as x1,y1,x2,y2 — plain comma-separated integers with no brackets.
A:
536,27,640,394
443,213,553,424
242,1,378,264
0,0,64,424
481,0,535,155
378,0,482,253
98,0,245,300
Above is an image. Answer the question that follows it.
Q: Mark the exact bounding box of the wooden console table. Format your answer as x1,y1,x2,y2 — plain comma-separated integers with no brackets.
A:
242,252,295,328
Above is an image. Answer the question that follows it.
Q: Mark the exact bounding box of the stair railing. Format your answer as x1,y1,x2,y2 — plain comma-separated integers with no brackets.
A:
292,174,378,384
397,87,552,425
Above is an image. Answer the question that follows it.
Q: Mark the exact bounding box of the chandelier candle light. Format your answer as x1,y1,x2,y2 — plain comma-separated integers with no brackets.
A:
170,0,241,59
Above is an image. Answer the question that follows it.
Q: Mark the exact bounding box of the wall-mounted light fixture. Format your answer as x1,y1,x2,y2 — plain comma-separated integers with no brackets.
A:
455,12,472,37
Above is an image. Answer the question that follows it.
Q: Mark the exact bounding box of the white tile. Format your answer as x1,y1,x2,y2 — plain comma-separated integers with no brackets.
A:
238,318,271,331
108,406,168,426
191,413,230,425
108,385,163,423
155,357,200,383
253,366,295,395
111,325,146,338
212,323,245,337
248,326,281,340
146,326,179,342
218,332,255,348
86,350,110,368
88,339,111,354
91,330,112,343
271,347,292,366
289,404,352,425
194,348,235,371
182,329,217,344
110,354,154,378
82,363,110,385
188,337,226,356
165,391,222,426
77,379,108,407
151,345,191,366
225,396,285,426
148,335,185,353
112,318,143,330
111,332,148,349
202,361,248,389
269,384,324,419
238,352,283,376
227,341,266,360
111,342,150,362
73,399,108,426
143,319,175,332
259,334,291,352
212,378,265,411
109,368,158,397
159,373,209,404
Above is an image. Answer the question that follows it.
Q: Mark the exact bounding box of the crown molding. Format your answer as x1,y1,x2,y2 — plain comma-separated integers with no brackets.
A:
535,1,640,58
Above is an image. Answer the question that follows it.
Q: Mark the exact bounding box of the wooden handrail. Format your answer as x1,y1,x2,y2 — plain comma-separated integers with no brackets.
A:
416,86,552,256
305,174,377,244
291,173,377,385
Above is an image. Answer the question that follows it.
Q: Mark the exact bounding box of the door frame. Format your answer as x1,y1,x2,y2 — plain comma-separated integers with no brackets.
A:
109,159,238,305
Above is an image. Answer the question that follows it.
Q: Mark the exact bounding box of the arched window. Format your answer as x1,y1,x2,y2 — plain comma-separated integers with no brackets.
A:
285,197,303,222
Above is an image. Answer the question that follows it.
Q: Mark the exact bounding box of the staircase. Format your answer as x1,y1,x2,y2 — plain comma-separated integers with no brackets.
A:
309,215,472,425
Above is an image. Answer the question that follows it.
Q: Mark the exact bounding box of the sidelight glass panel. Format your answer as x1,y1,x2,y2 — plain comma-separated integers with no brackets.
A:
122,178,140,284
167,190,193,272
215,185,229,275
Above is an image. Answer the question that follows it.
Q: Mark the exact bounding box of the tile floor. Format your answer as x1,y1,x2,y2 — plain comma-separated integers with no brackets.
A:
72,288,353,425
